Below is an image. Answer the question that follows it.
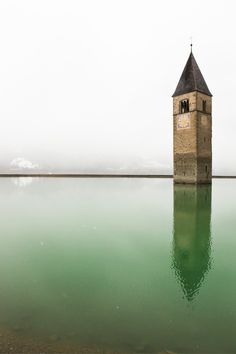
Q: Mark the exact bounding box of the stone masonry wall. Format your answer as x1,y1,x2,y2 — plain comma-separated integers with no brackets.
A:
173,91,212,184
196,92,212,183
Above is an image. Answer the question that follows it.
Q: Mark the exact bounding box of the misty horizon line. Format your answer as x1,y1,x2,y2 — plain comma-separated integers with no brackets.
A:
0,173,234,178
0,156,232,175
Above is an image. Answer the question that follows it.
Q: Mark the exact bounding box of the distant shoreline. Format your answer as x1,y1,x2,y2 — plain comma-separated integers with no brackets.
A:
0,174,235,178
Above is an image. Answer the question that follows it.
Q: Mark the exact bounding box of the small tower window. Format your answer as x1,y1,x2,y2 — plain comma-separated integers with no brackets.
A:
180,99,189,113
202,100,207,112
205,165,208,173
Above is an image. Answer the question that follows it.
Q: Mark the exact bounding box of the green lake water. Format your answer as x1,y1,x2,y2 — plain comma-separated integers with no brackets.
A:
0,177,235,353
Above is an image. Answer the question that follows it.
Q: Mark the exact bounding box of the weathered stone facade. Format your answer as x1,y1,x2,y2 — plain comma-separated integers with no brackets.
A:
173,53,212,184
173,92,212,183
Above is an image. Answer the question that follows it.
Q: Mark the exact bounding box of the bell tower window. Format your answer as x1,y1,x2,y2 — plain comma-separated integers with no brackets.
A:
202,100,207,112
180,99,189,113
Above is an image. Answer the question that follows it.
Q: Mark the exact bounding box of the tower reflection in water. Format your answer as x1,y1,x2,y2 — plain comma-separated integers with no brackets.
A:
173,184,212,301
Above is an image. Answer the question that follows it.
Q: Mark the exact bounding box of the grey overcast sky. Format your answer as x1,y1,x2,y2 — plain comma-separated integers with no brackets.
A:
0,0,235,174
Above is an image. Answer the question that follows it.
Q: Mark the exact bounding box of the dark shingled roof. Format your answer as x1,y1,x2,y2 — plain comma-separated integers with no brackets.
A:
172,52,212,97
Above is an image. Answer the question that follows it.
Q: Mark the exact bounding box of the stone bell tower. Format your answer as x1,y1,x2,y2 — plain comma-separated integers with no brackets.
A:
173,49,212,184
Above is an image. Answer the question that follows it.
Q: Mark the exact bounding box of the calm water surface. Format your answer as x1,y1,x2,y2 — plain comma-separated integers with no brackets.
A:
0,178,235,353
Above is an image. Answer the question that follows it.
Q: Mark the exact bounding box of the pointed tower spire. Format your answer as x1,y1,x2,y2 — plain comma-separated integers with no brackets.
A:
172,52,212,97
